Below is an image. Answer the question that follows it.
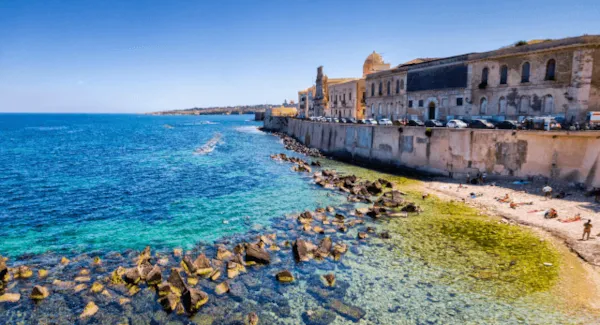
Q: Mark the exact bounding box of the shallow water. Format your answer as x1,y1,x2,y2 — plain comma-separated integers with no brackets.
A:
0,114,598,324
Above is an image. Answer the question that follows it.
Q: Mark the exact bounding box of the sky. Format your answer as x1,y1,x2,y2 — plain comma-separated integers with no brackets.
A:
0,0,598,113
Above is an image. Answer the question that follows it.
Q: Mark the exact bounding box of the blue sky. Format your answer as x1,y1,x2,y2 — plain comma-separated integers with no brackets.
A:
0,0,598,113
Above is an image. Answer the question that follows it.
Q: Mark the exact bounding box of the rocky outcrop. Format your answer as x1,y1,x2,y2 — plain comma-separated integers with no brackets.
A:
245,244,270,265
182,288,209,313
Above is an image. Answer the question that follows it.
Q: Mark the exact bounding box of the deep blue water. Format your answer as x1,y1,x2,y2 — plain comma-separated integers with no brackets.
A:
0,114,343,257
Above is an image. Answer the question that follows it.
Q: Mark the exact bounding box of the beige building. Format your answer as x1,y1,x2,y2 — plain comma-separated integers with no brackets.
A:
328,78,366,119
365,35,600,123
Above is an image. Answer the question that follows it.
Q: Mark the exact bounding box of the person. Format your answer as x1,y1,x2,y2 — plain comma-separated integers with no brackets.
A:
544,208,558,219
583,220,592,240
482,172,487,184
466,173,471,185
542,185,552,199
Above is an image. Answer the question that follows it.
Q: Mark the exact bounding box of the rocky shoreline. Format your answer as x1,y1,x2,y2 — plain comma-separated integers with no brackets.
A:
0,135,423,324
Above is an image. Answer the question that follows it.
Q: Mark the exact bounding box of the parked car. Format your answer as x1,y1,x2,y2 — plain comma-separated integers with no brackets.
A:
425,119,444,127
392,119,406,126
339,118,347,123
495,120,519,130
348,118,357,124
378,118,393,125
326,117,333,123
333,118,340,123
446,119,468,128
366,118,378,125
468,119,495,129
407,119,425,127
358,119,367,124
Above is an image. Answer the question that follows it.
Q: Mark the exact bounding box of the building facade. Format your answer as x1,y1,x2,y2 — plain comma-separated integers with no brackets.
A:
364,35,600,123
328,79,366,119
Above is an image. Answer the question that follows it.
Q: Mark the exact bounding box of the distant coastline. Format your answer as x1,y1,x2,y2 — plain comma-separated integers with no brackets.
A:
149,103,295,116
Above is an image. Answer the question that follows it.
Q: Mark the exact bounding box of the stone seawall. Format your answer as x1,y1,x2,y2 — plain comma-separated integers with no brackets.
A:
265,117,600,187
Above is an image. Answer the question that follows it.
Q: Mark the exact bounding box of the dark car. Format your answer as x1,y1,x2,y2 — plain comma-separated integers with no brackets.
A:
425,119,444,127
348,118,357,124
495,120,519,130
407,119,425,127
357,119,367,124
339,118,348,123
468,119,495,129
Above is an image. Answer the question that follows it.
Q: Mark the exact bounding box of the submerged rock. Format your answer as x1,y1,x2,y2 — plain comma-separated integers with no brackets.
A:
401,202,422,213
322,274,336,287
276,270,294,283
216,246,233,261
182,288,209,313
302,308,337,325
0,293,20,303
215,281,230,295
80,301,99,318
90,282,103,293
316,237,332,258
327,299,365,322
293,239,311,262
15,265,33,279
245,312,259,325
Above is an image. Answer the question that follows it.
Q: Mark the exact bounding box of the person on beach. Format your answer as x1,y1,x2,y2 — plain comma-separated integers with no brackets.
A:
582,220,592,240
542,185,553,199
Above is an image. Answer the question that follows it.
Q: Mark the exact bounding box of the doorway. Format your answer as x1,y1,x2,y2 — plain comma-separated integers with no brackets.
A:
428,102,436,120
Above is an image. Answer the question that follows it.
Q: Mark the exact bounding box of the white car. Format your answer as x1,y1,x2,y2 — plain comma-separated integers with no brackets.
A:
447,119,468,128
366,118,378,125
378,118,393,125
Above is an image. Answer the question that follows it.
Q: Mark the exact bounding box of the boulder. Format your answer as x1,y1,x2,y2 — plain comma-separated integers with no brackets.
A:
276,270,294,283
90,282,103,293
379,231,391,239
181,256,198,274
326,206,335,213
138,263,153,280
193,254,213,276
123,267,141,285
316,237,332,258
146,265,162,286
215,281,230,295
322,170,336,177
29,286,49,301
246,312,259,325
293,239,311,262
366,181,383,195
322,274,336,287
401,202,422,213
158,292,179,312
245,244,270,265
15,265,33,279
38,269,48,278
157,282,172,297
378,178,393,188
209,269,221,281
60,257,70,265
216,246,233,261
0,293,20,302
182,288,209,313
167,269,187,295
0,258,7,281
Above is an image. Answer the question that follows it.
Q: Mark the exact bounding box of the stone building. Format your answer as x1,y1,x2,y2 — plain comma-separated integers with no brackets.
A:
297,86,316,118
365,35,600,123
328,78,366,119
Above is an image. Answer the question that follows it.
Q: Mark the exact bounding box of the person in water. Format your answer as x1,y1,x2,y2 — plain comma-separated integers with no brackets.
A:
582,219,592,240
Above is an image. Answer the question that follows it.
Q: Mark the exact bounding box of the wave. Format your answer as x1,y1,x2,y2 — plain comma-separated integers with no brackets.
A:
181,121,219,126
25,126,68,131
194,133,223,155
234,126,263,134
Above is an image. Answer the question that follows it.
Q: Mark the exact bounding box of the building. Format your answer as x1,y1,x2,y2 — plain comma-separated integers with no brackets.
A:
365,35,600,123
328,78,366,119
297,86,315,118
265,105,297,117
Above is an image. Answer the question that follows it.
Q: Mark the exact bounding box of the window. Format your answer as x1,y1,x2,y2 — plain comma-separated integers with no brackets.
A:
499,97,507,114
370,104,374,116
418,100,424,107
545,59,556,80
544,95,554,114
348,92,352,100
378,82,382,96
480,97,488,114
481,67,489,83
500,65,508,85
519,96,529,113
521,62,530,83
378,104,382,115
343,94,346,102
400,79,404,90
387,81,391,95
396,79,400,94
456,97,463,106
408,100,413,108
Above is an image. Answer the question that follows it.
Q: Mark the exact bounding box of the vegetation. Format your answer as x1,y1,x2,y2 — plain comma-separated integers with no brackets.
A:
515,40,528,46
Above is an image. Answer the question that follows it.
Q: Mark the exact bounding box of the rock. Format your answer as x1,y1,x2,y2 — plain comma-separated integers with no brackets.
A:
276,270,294,283
332,243,348,261
327,299,365,322
182,288,209,313
15,265,33,279
245,244,270,265
193,254,213,276
209,269,221,281
326,206,335,213
80,301,99,318
52,279,75,290
137,246,151,265
38,269,48,278
146,265,162,285
181,256,198,275
167,269,187,296
234,243,245,255
322,274,336,287
123,267,141,285
366,181,383,195
378,178,393,188
119,297,131,305
74,276,91,282
100,289,112,298
157,282,172,296
313,226,324,234
302,308,337,325
338,226,348,233
217,246,233,261
0,293,20,303
315,237,332,258
298,211,314,224
401,202,422,213
110,266,126,285
158,292,179,312
245,312,259,325
227,261,244,279
322,170,336,177
74,284,87,293
128,285,140,296
31,285,49,300
173,248,183,257
90,282,103,293
187,277,198,286
215,281,230,295
60,257,70,265
379,231,391,239
358,232,368,240
93,256,102,265
334,213,345,221
293,239,311,262
0,257,7,281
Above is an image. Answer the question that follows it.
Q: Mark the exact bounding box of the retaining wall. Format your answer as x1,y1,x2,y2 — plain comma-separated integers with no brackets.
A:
265,117,600,187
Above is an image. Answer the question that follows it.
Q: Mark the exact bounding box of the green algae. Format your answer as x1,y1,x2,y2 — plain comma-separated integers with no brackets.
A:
390,193,560,299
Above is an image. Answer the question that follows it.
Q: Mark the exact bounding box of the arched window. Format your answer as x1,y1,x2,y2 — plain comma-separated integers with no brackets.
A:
480,97,488,114
378,103,382,115
400,79,404,90
544,95,554,114
500,65,508,84
519,96,530,113
396,79,400,94
371,83,375,97
499,97,507,114
387,81,391,95
481,67,489,83
521,62,530,83
378,82,382,96
370,104,374,116
545,59,556,80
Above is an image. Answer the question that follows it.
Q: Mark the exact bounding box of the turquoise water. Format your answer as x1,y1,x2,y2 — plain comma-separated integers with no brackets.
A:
0,114,343,257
